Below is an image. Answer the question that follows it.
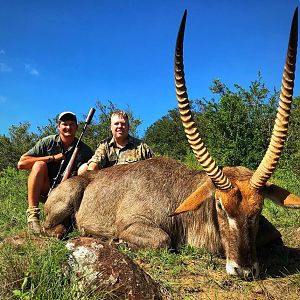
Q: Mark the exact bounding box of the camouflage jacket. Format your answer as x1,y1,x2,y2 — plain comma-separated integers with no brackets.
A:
88,135,154,169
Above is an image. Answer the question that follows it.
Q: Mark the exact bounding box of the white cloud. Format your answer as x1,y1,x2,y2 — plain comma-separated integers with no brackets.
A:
0,95,7,104
0,49,5,55
24,64,39,76
0,62,12,72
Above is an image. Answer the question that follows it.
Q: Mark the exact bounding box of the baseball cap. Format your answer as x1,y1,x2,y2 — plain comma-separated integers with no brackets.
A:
58,111,77,124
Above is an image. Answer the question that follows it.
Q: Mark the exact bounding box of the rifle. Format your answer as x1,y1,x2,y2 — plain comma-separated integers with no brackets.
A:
47,107,95,196
61,107,95,181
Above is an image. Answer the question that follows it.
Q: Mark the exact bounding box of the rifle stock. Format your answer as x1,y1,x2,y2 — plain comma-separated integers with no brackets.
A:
61,147,79,182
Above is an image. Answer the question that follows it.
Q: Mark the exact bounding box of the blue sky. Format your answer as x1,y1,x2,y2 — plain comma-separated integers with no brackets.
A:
0,0,299,137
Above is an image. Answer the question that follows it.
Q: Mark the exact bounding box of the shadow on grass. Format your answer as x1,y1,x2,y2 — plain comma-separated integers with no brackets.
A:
258,244,300,278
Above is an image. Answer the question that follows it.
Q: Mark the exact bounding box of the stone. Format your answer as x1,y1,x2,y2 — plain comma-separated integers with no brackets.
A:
65,237,171,300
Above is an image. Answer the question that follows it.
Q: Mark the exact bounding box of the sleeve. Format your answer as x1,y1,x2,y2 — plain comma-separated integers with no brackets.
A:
140,143,154,159
26,138,49,157
87,142,109,169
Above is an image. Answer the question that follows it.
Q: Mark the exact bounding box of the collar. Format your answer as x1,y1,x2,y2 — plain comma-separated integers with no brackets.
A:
56,134,78,152
108,135,134,147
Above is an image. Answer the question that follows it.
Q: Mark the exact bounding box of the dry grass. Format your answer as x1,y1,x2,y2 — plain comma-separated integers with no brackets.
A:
128,228,300,300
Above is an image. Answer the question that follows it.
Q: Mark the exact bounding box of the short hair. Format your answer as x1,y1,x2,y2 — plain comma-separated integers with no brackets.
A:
110,110,129,123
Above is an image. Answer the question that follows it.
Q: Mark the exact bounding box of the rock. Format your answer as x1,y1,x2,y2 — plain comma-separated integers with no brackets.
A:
65,237,171,299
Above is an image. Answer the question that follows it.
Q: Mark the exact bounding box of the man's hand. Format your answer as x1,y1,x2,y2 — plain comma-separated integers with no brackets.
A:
53,153,64,162
87,161,99,171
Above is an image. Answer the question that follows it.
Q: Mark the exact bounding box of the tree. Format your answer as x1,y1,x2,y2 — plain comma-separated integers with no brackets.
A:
144,108,189,159
37,118,58,138
0,122,38,170
280,96,300,175
194,76,278,169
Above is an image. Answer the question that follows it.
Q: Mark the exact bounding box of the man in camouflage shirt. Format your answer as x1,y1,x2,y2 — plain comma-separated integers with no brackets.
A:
79,110,153,172
18,112,93,234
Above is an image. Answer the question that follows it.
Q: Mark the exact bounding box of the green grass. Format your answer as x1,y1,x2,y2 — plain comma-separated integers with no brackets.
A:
263,168,300,229
120,244,222,280
0,238,70,299
0,168,28,239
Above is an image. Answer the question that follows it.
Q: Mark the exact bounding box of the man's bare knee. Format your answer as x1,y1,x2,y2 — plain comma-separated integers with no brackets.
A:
31,161,48,173
28,161,50,195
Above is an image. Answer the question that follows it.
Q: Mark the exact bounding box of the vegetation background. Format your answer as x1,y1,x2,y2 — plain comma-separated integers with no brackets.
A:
0,76,300,299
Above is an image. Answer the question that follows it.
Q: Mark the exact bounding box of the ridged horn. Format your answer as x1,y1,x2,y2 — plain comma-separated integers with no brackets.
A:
174,10,232,190
250,7,298,189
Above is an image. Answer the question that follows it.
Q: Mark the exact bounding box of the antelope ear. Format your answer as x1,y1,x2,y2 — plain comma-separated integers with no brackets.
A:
265,182,300,208
172,180,215,215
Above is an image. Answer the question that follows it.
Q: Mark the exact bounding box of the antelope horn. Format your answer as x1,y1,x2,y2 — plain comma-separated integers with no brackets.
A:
174,10,232,190
250,8,298,189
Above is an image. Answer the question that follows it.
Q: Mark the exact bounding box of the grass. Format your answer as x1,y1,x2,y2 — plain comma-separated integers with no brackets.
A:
0,168,28,239
0,238,69,299
0,167,300,299
263,168,300,231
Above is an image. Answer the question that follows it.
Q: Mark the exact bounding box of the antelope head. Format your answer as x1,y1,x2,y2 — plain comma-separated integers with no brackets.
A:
174,8,300,278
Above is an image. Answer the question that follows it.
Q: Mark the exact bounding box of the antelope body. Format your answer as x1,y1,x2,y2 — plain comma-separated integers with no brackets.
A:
44,8,300,278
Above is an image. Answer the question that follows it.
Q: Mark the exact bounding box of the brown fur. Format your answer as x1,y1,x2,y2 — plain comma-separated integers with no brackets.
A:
45,157,220,252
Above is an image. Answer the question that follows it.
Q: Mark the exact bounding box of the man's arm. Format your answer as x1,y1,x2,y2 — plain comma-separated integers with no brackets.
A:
17,153,64,170
141,143,154,159
86,141,108,171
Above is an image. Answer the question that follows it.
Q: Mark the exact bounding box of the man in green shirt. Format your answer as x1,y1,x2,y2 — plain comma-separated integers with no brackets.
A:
78,110,153,173
18,111,93,234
